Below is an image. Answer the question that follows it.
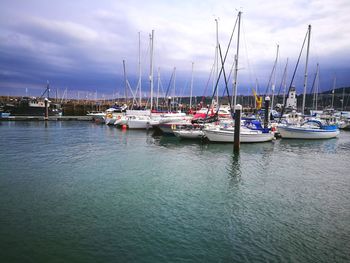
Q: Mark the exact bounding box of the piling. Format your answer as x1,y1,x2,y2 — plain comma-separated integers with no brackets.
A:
44,98,49,121
234,104,242,153
168,96,172,111
264,96,270,129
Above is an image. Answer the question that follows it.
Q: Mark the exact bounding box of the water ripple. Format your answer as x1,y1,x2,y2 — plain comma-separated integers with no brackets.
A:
0,122,349,262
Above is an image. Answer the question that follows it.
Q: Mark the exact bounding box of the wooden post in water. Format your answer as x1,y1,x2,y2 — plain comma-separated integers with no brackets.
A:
234,104,242,153
264,96,270,129
44,98,49,121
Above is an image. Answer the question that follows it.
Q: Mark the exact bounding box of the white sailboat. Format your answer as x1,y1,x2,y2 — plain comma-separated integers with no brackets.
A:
278,119,339,139
124,30,155,129
277,25,340,139
204,126,275,143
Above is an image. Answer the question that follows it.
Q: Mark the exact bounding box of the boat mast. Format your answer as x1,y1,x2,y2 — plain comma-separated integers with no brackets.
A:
315,67,319,110
138,32,142,107
342,86,345,111
254,79,258,108
149,30,154,111
271,44,279,112
331,75,336,109
156,67,160,110
47,81,50,100
282,58,289,106
190,62,194,109
123,60,128,105
173,67,176,111
232,11,241,110
302,24,311,115
312,63,319,110
215,18,219,106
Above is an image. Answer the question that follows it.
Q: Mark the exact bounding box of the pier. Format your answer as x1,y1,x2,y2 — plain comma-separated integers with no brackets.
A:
0,115,93,121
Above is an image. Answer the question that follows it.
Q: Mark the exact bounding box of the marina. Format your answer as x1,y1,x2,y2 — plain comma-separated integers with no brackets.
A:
1,0,350,262
0,121,349,262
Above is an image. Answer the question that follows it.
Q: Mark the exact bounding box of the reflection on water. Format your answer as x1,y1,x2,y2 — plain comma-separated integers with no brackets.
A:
277,137,339,154
227,153,242,184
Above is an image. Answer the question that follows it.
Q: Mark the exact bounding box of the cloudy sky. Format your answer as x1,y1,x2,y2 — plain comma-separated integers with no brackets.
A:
0,0,349,98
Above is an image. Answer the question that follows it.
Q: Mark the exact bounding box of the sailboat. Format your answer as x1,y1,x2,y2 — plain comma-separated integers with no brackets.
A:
204,126,275,143
278,25,339,139
278,119,339,139
126,30,155,129
203,119,275,143
172,12,274,142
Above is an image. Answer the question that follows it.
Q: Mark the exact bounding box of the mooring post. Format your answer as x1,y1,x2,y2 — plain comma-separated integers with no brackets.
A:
168,96,172,111
264,96,270,129
44,98,49,121
234,104,242,153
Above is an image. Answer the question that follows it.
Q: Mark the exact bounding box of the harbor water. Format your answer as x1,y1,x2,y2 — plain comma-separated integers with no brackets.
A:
0,121,349,262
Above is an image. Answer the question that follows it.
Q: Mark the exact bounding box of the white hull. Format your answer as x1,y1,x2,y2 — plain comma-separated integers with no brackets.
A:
204,128,274,143
87,113,105,123
173,130,204,139
127,118,152,129
114,116,128,126
158,120,192,135
158,124,174,134
104,116,116,125
338,121,350,130
278,126,339,139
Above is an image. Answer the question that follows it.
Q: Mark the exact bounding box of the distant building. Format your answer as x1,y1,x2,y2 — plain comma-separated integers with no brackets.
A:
286,87,297,109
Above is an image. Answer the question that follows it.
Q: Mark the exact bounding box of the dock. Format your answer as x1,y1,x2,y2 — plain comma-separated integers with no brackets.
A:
0,116,93,121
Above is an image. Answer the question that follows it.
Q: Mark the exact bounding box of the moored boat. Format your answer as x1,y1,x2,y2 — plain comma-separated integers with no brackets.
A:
86,111,105,123
173,129,205,139
278,120,339,139
204,126,275,143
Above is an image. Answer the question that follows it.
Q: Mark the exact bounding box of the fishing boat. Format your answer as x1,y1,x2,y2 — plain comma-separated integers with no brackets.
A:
4,83,63,116
278,119,339,139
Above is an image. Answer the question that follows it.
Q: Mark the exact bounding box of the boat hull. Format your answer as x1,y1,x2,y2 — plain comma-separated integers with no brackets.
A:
158,121,192,135
127,119,152,129
173,130,204,139
104,116,116,125
204,129,274,143
278,126,339,139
